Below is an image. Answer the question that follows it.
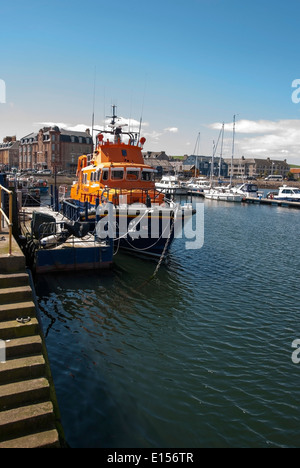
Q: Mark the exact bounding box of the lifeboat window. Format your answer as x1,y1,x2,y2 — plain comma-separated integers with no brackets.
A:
96,170,101,182
126,170,140,180
102,169,109,181
111,170,124,180
83,173,88,184
122,150,127,157
141,171,153,181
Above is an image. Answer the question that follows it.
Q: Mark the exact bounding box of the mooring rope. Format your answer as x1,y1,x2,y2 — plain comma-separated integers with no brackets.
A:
137,205,179,289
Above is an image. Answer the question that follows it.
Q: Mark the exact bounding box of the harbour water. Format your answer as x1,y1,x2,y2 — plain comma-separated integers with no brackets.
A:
34,197,300,448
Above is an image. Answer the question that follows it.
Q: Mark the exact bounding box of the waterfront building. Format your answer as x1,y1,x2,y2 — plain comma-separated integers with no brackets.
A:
223,157,290,179
290,168,300,180
0,136,19,170
183,155,229,178
143,151,174,175
19,126,93,173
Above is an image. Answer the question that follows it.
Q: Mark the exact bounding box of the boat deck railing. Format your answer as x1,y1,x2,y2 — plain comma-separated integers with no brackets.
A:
61,199,81,221
36,221,108,250
79,187,167,208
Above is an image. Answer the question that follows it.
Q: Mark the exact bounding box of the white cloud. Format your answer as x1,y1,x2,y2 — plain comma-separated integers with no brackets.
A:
143,130,164,141
164,127,178,133
209,119,300,163
36,121,70,129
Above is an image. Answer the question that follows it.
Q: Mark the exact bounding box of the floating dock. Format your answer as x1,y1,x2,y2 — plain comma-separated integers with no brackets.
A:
243,197,300,209
0,221,63,448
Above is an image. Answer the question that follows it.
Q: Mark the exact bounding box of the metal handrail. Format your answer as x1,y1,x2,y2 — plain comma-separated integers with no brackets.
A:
0,184,13,256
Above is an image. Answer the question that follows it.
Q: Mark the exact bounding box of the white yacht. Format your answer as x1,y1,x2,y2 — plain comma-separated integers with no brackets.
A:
274,186,300,202
231,183,259,199
204,187,243,202
155,175,188,195
187,178,211,195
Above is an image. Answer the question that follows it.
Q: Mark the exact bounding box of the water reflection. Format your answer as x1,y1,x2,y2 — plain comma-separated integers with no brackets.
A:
35,201,300,447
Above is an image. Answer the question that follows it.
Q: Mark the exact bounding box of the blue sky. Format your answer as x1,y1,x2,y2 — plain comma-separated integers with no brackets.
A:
1,0,300,162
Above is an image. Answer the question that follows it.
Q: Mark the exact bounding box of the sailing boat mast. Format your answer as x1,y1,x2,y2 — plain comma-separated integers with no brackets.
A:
218,122,224,178
230,115,236,187
193,132,201,177
211,140,215,184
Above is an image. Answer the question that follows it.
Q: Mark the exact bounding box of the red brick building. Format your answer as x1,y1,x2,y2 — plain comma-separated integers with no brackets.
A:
19,126,93,173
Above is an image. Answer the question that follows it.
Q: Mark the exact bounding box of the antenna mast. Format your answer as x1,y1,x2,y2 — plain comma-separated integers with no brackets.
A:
91,66,96,152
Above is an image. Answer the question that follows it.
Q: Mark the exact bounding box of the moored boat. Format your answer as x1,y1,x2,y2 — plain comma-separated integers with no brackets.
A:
34,178,49,194
187,178,211,196
68,106,194,258
274,186,300,202
231,182,259,199
204,187,243,202
155,175,188,195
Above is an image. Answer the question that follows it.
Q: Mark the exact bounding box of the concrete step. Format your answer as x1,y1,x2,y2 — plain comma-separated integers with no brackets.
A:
0,401,55,442
5,336,42,359
0,377,50,410
0,286,33,305
0,429,60,448
0,300,36,322
0,255,26,274
0,355,46,384
0,273,30,289
0,317,39,340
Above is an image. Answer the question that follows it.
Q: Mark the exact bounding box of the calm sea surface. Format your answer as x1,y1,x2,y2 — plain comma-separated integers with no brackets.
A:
34,197,300,448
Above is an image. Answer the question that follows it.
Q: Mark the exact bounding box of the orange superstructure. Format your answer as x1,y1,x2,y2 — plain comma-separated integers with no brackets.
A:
70,107,164,207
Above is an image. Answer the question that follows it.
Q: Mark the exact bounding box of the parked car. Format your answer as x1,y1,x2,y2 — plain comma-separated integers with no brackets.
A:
264,175,283,181
37,169,52,175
